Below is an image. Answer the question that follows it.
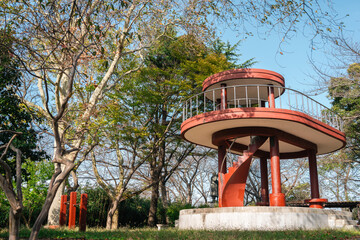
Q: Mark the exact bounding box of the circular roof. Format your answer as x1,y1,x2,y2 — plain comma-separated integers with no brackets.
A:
202,68,285,92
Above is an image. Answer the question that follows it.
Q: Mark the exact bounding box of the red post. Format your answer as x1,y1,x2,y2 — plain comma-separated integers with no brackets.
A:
59,195,67,226
268,86,275,108
218,145,227,174
269,136,285,206
260,157,269,205
308,149,320,199
79,193,88,232
308,149,327,208
68,192,77,229
220,83,227,110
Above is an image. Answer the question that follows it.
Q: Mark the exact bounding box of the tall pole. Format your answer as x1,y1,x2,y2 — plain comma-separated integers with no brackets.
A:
221,83,227,110
269,136,285,206
268,86,275,108
260,157,269,205
68,192,77,229
308,149,320,199
218,145,227,174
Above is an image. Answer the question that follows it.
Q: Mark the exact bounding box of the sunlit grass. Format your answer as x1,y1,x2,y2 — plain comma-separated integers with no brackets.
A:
0,227,359,239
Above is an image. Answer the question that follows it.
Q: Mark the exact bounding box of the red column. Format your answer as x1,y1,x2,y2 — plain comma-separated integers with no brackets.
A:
79,193,88,232
260,157,269,205
308,149,320,199
308,149,327,208
268,86,275,108
220,83,227,110
269,136,285,206
59,195,67,226
68,192,77,229
218,145,227,174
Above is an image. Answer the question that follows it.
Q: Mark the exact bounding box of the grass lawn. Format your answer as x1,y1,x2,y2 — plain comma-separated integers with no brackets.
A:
0,227,360,240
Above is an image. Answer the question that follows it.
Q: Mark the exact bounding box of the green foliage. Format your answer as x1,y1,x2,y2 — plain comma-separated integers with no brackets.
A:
166,202,193,225
284,182,311,202
0,191,9,228
0,28,47,178
0,159,53,228
21,159,53,227
80,186,110,227
329,63,360,160
118,196,150,227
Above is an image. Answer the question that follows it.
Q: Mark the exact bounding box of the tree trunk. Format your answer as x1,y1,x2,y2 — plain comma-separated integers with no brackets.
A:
112,209,118,230
147,181,159,227
47,179,66,226
30,163,74,240
186,183,192,205
106,201,119,230
160,178,169,224
9,209,20,240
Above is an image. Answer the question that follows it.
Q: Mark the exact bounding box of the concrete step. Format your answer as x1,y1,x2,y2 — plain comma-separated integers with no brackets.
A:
343,225,360,230
326,210,353,219
328,214,352,220
335,219,358,227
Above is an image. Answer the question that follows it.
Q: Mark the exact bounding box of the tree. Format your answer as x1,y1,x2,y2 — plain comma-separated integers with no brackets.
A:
329,63,360,161
0,29,45,240
1,1,234,237
0,0,343,237
320,63,360,201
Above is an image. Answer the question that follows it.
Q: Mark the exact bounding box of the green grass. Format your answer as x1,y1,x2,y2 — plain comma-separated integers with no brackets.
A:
0,227,359,240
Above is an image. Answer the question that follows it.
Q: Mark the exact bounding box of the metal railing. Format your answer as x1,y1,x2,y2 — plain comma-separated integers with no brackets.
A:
182,84,343,132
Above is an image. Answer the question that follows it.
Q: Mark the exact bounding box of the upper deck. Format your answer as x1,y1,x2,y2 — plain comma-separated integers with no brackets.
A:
181,69,346,157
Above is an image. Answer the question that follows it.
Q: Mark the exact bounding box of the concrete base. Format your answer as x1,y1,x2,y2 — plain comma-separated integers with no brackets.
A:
179,207,353,231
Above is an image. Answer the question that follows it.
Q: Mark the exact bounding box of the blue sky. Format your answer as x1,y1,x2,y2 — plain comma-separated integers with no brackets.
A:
222,0,360,107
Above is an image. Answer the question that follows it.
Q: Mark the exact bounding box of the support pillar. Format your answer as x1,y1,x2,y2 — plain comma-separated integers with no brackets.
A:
259,157,269,205
268,86,275,108
68,192,77,229
269,136,285,206
218,145,227,174
79,193,88,232
220,83,227,110
308,149,327,208
59,195,67,226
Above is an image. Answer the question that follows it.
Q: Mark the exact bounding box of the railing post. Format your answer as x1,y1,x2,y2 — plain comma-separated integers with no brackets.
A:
221,83,227,110
268,85,275,108
59,195,67,227
79,193,88,232
68,192,77,229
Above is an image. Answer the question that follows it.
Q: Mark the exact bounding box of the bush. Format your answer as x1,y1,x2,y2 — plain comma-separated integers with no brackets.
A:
166,202,193,225
81,186,110,227
118,196,150,227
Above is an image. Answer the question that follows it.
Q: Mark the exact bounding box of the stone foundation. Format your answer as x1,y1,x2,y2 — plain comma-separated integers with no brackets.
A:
179,207,354,230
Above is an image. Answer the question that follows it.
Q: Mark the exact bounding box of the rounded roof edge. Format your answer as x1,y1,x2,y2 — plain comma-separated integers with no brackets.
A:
202,68,285,91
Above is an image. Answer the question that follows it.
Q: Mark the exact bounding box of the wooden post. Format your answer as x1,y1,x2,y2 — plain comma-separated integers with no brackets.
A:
68,192,77,229
79,193,88,232
59,195,67,226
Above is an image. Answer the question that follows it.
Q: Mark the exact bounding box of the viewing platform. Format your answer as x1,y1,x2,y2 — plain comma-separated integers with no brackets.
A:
180,68,346,209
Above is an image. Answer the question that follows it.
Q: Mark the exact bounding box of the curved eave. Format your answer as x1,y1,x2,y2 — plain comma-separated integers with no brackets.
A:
202,68,285,92
181,108,346,157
